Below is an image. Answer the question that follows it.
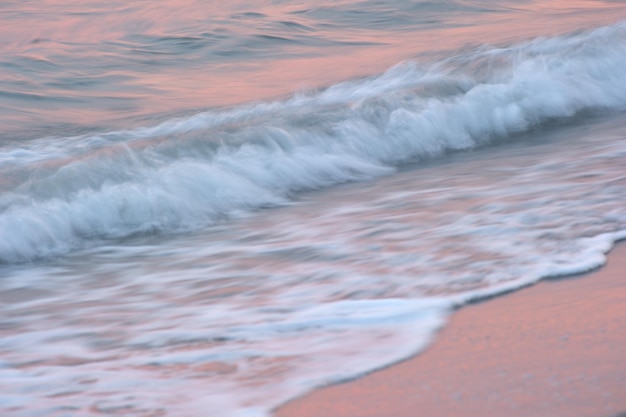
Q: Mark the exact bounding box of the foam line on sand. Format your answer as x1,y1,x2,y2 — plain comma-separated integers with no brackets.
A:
276,243,626,417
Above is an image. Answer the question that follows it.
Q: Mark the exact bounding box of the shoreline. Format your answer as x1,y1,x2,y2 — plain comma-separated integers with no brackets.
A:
276,244,626,417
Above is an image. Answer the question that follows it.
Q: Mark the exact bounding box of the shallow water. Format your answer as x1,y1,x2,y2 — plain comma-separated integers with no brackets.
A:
1,1,626,416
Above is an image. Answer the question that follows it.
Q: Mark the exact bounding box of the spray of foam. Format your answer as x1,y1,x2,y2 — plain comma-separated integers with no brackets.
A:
1,22,626,262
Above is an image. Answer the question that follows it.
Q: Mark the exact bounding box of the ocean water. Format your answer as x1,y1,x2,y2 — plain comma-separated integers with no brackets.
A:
1,1,626,416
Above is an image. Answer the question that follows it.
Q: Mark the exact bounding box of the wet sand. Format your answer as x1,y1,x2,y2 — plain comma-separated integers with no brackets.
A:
276,244,626,417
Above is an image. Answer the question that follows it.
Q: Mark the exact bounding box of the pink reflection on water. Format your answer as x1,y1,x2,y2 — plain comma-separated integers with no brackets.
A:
1,0,624,129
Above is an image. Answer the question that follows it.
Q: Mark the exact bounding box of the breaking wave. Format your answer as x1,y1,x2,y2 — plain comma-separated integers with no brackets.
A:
1,22,626,262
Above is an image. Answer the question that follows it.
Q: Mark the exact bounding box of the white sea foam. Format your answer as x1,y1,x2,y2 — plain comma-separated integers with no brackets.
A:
2,105,626,416
1,22,626,262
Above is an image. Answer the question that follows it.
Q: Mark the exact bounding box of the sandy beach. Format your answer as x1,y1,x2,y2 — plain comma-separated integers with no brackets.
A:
276,244,626,417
